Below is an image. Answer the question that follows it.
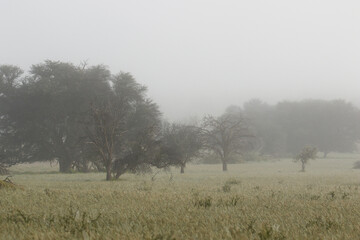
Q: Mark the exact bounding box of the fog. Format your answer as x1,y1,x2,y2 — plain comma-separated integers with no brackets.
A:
1,0,360,120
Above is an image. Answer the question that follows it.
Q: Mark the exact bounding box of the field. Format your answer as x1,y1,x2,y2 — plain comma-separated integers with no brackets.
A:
2,154,360,240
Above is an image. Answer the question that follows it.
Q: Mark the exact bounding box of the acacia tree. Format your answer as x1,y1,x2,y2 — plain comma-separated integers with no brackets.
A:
161,123,203,173
201,111,255,171
295,146,317,172
87,99,126,180
112,99,162,179
86,72,162,180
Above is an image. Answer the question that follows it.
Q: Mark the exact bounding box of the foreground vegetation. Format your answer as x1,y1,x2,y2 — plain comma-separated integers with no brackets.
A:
2,154,360,239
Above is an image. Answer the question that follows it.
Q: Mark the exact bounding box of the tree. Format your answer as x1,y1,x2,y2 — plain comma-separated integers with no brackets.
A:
0,65,25,174
243,99,286,156
295,146,317,172
277,100,360,157
0,61,165,178
87,99,125,180
0,61,114,172
201,110,255,171
21,61,107,172
86,72,162,180
113,100,163,179
161,122,203,173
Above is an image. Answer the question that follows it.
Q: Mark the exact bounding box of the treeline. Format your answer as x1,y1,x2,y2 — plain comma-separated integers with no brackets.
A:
242,99,360,157
1,61,360,179
0,61,256,179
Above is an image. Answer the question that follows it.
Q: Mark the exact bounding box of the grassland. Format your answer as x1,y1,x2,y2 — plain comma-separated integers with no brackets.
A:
2,154,360,239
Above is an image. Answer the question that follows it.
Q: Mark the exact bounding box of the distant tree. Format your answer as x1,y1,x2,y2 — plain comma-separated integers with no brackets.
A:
243,99,286,156
295,146,317,172
161,122,203,173
201,110,255,171
277,100,360,157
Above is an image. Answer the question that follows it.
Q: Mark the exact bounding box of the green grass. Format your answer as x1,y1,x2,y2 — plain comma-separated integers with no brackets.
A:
2,154,360,239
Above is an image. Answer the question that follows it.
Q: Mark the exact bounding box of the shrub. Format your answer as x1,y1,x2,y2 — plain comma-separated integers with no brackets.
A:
353,161,360,169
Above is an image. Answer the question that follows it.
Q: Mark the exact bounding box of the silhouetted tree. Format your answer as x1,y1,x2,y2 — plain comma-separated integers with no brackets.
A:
201,110,255,171
86,72,162,180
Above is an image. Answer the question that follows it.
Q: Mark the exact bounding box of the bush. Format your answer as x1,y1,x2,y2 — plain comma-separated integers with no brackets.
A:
0,177,22,190
353,161,360,169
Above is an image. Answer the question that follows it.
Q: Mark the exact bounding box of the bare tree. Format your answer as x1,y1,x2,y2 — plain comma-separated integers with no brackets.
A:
201,113,255,171
86,72,162,180
87,99,126,180
162,123,203,173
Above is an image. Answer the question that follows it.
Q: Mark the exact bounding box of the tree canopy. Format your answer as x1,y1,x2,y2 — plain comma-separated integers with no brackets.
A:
243,99,360,157
1,61,360,177
0,61,163,180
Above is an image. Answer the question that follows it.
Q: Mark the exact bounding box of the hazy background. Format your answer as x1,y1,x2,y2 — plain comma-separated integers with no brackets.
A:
1,0,359,120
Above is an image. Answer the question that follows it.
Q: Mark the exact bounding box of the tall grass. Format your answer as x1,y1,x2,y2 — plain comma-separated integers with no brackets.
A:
1,156,360,239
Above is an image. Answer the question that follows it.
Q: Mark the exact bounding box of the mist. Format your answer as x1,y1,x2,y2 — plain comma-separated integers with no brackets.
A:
1,0,360,120
3,2,360,238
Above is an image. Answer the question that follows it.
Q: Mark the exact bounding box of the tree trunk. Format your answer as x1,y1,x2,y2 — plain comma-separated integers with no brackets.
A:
106,167,112,181
59,158,72,173
180,164,185,174
301,161,305,172
222,161,228,171
105,154,113,181
115,167,126,179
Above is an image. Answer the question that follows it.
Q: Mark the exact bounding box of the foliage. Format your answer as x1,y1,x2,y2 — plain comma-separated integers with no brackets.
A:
277,100,360,157
294,146,318,172
0,65,26,172
243,99,287,156
243,99,360,157
0,62,164,179
0,61,105,172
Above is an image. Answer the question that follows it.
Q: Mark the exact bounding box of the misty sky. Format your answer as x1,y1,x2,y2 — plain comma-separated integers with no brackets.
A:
1,0,360,120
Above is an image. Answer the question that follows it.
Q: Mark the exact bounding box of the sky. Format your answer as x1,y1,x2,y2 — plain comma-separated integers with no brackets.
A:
1,0,360,120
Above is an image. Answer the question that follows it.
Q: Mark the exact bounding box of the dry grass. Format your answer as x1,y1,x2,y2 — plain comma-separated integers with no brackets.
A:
2,154,360,239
